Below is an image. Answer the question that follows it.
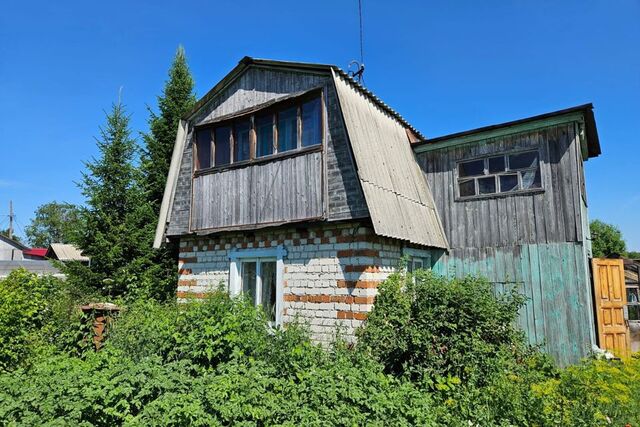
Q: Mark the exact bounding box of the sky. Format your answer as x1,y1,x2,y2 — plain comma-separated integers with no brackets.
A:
0,0,638,249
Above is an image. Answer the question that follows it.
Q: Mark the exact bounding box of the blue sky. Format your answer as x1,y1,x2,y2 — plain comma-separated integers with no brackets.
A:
0,0,638,249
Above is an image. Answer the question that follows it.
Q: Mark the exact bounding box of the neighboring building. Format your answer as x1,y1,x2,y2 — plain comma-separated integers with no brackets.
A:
0,234,29,260
46,243,90,264
0,260,61,278
155,57,601,365
625,258,640,353
23,248,48,260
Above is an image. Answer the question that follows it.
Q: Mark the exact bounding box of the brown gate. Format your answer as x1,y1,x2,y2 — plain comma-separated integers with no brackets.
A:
592,258,630,357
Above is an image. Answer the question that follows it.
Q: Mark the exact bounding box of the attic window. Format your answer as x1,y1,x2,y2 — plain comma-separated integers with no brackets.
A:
457,150,542,199
194,92,323,171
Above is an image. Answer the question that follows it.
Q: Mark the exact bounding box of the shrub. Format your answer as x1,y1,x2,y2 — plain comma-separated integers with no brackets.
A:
358,270,527,385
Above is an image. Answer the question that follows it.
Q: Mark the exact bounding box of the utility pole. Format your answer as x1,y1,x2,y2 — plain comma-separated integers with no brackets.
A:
8,201,14,240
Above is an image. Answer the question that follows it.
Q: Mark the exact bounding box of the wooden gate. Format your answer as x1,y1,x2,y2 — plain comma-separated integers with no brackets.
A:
592,258,630,357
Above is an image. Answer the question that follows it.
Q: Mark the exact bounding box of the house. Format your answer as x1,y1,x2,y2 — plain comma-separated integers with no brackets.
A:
23,248,48,260
0,235,62,278
155,57,601,365
0,234,29,260
624,258,640,353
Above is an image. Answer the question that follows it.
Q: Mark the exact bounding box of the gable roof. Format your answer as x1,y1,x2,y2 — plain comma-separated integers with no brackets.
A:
413,103,601,159
185,57,426,140
46,243,90,262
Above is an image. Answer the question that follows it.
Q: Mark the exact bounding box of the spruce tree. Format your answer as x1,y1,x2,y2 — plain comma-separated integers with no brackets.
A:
142,45,196,210
138,46,196,300
69,101,154,297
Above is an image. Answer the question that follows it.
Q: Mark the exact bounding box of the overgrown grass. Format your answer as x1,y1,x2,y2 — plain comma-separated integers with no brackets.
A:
0,268,638,426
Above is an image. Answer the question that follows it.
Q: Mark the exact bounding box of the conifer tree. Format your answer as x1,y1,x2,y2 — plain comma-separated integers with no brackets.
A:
142,46,196,210
68,101,154,296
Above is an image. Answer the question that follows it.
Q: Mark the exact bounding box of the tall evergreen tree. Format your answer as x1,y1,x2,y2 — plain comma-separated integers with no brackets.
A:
69,101,155,297
138,46,196,300
142,46,196,210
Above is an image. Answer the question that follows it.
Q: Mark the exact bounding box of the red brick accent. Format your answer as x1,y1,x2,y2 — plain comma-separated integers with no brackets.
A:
336,280,381,289
178,268,192,275
284,294,374,304
179,257,197,264
176,291,208,299
337,249,379,258
337,311,368,320
344,265,380,273
178,279,197,287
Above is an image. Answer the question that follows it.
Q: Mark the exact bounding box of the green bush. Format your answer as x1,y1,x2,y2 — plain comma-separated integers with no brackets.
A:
0,269,93,371
358,270,527,385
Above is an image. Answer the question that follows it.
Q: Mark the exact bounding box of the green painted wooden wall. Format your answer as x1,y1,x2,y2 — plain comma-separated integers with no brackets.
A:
431,242,594,366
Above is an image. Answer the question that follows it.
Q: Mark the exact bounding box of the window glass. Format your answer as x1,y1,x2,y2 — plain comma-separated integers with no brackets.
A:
195,129,211,169
627,288,639,303
488,156,505,173
261,261,277,322
499,174,519,192
277,106,298,152
459,179,476,197
214,126,231,166
301,97,322,147
458,159,484,177
509,151,538,170
478,176,496,194
234,119,251,162
241,261,257,304
521,168,542,189
256,114,274,157
629,305,640,321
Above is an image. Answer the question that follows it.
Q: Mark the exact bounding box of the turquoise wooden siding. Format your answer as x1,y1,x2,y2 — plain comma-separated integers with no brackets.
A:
431,242,594,366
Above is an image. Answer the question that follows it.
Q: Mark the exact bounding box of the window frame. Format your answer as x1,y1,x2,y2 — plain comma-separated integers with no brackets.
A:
626,263,640,322
455,149,544,201
229,245,287,326
193,89,324,175
403,248,432,274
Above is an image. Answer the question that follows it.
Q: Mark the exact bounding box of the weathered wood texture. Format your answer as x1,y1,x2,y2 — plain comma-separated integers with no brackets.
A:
191,151,323,231
332,71,448,248
432,242,593,365
417,123,586,249
423,122,594,365
592,258,630,357
167,66,368,236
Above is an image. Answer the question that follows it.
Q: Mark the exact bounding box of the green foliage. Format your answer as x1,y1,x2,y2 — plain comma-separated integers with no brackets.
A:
628,250,640,259
590,219,627,258
358,270,527,385
69,101,158,298
0,229,21,243
0,269,91,372
24,201,83,247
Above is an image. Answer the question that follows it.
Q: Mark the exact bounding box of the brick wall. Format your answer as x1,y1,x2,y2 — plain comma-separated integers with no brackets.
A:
177,222,432,343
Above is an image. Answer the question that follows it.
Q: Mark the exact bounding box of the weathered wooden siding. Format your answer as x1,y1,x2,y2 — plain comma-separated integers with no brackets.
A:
191,151,323,231
418,123,584,248
420,122,594,365
431,242,592,365
167,66,368,236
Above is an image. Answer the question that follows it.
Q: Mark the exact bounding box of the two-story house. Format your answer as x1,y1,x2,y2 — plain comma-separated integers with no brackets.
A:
154,57,601,365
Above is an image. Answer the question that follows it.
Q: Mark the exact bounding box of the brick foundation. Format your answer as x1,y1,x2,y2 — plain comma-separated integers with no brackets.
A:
176,222,431,343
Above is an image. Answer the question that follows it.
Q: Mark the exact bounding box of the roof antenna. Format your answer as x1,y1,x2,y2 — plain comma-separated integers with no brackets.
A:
348,0,365,84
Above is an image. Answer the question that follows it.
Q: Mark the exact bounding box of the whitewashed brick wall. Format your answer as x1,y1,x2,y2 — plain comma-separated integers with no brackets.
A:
177,222,432,343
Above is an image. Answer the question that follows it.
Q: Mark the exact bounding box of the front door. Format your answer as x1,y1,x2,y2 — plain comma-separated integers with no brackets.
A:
592,258,631,357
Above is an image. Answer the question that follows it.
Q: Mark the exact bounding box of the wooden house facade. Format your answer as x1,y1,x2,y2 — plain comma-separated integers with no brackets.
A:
155,57,601,364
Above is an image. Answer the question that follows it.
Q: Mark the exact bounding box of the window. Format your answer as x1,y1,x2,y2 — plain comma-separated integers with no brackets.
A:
229,246,286,326
234,119,251,162
214,126,231,166
256,114,274,157
277,106,298,152
456,150,542,198
193,93,323,171
403,248,432,274
301,97,322,147
195,129,212,169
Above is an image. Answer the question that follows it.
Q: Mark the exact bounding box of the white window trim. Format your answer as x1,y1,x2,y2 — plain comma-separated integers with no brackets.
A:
229,245,287,326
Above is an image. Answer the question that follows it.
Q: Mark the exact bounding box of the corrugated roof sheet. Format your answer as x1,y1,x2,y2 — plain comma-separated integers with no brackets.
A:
47,243,90,262
0,260,62,277
332,70,448,249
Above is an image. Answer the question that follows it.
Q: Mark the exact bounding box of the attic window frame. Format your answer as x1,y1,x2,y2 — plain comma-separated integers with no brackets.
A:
192,88,325,175
454,148,544,201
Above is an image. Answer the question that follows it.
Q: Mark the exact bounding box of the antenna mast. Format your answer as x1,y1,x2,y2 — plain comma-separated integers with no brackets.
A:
8,201,14,240
348,0,366,83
